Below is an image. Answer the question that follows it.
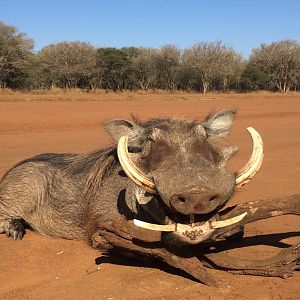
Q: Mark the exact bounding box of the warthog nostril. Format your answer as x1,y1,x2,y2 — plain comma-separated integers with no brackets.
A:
178,196,186,203
209,195,218,202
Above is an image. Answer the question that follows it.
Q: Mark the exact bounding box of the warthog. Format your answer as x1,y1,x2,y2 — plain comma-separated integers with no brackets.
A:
1,110,299,286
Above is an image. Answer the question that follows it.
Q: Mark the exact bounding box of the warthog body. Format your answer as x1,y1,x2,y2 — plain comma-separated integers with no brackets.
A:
1,110,299,286
0,110,236,244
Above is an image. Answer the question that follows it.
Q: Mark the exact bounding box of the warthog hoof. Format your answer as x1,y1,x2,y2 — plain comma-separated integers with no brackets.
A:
0,219,25,240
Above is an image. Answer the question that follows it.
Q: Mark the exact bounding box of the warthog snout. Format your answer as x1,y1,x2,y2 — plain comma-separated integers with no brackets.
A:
169,187,221,215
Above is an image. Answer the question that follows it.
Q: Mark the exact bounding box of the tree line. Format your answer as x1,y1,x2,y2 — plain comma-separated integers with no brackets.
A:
1,21,300,93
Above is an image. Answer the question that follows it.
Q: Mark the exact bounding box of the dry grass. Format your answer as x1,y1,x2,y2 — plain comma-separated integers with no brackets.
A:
0,88,299,102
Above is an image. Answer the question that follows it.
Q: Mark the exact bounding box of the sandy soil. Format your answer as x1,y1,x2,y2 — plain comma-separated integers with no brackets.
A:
0,92,299,299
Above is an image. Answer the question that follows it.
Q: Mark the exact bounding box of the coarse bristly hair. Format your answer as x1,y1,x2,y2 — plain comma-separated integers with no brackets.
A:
62,146,118,200
131,115,200,142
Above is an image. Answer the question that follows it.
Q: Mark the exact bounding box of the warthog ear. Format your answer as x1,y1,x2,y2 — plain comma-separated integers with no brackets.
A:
202,109,237,139
105,119,143,146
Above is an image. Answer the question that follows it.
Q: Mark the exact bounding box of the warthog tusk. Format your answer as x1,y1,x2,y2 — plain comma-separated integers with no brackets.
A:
210,212,248,228
235,127,264,188
133,219,176,232
117,136,157,194
133,212,247,234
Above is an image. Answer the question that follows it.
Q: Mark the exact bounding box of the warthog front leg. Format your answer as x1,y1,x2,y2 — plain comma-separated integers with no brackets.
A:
91,216,227,287
0,219,25,240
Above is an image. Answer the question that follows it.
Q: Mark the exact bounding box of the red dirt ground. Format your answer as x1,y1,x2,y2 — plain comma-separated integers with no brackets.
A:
0,92,299,299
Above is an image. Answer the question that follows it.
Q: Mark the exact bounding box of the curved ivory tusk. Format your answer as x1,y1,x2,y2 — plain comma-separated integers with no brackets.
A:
211,212,247,228
117,136,157,194
133,212,247,233
133,219,175,232
235,127,264,188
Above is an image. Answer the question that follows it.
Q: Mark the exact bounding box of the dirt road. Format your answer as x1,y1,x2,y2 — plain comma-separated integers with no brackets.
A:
0,92,299,299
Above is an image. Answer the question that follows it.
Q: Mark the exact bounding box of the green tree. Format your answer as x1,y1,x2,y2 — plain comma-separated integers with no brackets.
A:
240,64,269,91
96,48,133,90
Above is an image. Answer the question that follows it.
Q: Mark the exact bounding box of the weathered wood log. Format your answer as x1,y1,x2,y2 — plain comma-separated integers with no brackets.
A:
92,217,226,287
91,194,299,285
201,194,300,278
212,194,300,241
203,243,300,278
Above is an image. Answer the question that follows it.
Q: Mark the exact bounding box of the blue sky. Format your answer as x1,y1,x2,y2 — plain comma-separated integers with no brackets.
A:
1,0,299,57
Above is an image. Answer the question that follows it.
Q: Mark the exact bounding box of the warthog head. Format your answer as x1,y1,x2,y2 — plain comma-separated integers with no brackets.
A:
106,110,263,244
